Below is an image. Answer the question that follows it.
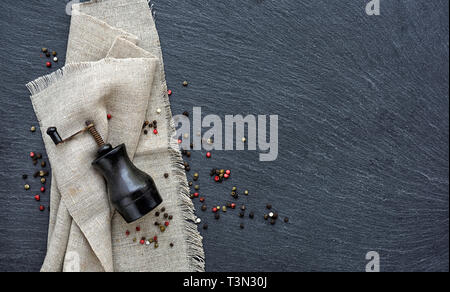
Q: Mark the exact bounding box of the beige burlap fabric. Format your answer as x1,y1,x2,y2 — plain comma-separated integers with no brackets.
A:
26,0,204,272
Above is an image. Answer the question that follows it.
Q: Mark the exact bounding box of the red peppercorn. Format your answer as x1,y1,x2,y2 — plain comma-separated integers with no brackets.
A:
153,236,158,242
34,195,40,201
214,176,220,182
178,139,182,144
153,129,158,135
224,174,229,179
194,192,199,198
107,114,112,120
168,89,172,96
226,170,231,175
125,230,130,236
206,152,211,158
140,239,145,245
136,226,140,232
231,203,236,209
212,207,218,213
30,152,35,158
40,187,45,192
199,197,205,202
46,62,51,68
165,221,169,227
39,205,45,211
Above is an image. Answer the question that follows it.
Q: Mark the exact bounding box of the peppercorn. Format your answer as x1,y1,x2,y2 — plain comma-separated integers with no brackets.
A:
266,204,272,209
222,206,227,212
41,48,48,53
169,215,173,220
284,217,289,223
182,111,189,117
212,207,218,213
45,52,51,57
46,61,51,68
22,174,28,179
201,205,207,211
53,57,58,62
188,181,193,186
24,184,30,190
36,153,42,159
34,195,40,201
264,214,269,220
125,230,130,236
39,170,45,177
270,219,276,225
214,176,220,182
224,174,229,179
194,185,199,190
32,159,38,165
194,192,199,198
156,108,162,114
203,224,208,230
170,243,174,248
30,152,35,158
153,236,158,242
39,205,45,211
272,213,279,219
206,152,211,158
107,114,112,120
240,205,246,211
144,130,148,135
33,171,40,178
52,51,57,56
153,129,158,135
249,212,254,219
164,173,169,178
232,186,237,192
231,203,236,209
186,151,191,157
161,207,166,212
160,225,166,232
244,190,249,195
155,212,160,217
193,173,199,181
240,223,244,229
140,239,145,245
41,178,46,184
30,126,36,132
168,89,172,96
136,226,141,232
164,213,169,218
41,161,46,167
182,81,188,87
154,221,160,226
199,197,205,203
239,212,244,218
210,169,216,176
214,213,220,220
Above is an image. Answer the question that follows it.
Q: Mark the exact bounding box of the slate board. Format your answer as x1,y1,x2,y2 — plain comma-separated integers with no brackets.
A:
0,0,448,272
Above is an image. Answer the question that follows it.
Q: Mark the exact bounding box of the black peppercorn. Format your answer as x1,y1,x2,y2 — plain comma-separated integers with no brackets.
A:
169,215,173,220
203,224,208,230
22,174,28,179
270,219,276,225
161,207,166,212
215,213,220,220
164,213,168,219
155,212,160,217
249,212,254,219
240,223,244,229
164,173,169,178
201,205,207,211
144,130,148,135
266,204,272,210
239,212,244,218
284,217,289,223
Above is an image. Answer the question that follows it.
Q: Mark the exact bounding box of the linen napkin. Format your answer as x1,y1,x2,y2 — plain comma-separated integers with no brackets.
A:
26,0,204,272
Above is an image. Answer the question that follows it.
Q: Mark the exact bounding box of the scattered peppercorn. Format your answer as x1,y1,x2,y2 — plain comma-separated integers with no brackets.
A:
164,173,169,178
30,126,36,132
203,224,208,230
264,214,269,220
240,223,244,229
201,205,207,211
144,130,148,135
24,184,30,190
42,48,48,53
155,212,160,217
136,226,141,232
249,212,254,219
164,213,169,218
161,207,166,212
168,89,172,96
160,225,166,232
206,152,211,158
39,205,45,211
40,187,45,193
194,185,199,190
182,81,188,87
52,51,57,56
266,204,272,210
41,161,46,167
182,111,189,117
34,195,40,201
270,219,276,225
284,217,289,223
41,178,46,184
170,243,174,248
46,61,51,68
168,215,173,220
22,174,27,179
239,212,244,218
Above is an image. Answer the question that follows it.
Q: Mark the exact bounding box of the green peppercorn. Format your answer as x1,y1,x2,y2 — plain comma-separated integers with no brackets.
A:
41,178,46,184
194,185,199,190
264,214,269,220
24,184,30,190
160,225,166,232
232,186,237,192
244,190,249,195
52,51,57,56
30,126,36,132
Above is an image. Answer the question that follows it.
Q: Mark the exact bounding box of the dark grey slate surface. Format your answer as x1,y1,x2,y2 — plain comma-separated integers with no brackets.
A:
0,0,448,272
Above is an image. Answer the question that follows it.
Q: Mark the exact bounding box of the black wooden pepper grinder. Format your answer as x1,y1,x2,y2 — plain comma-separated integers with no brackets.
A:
47,121,163,223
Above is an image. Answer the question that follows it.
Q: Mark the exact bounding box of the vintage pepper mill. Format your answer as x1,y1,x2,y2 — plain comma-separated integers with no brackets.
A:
47,121,163,223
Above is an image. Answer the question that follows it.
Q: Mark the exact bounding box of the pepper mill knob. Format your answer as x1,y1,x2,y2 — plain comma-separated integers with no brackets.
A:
46,127,63,145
